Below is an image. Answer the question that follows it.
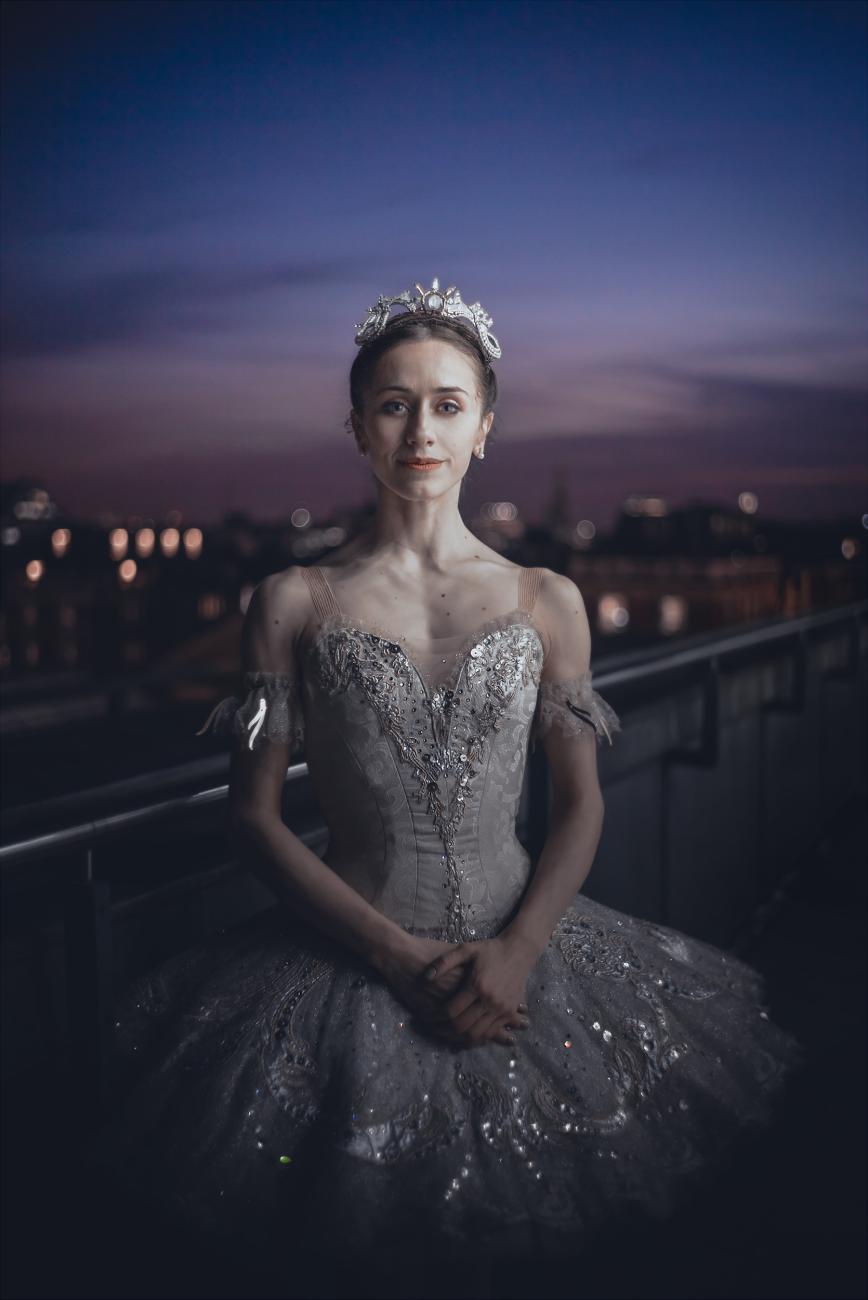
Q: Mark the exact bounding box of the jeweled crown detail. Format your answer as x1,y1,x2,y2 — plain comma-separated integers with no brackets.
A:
354,277,502,361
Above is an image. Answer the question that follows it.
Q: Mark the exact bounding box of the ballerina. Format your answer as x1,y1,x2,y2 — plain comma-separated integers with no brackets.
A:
88,277,805,1299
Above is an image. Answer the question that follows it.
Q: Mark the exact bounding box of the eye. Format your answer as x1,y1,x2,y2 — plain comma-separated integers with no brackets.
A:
380,400,461,414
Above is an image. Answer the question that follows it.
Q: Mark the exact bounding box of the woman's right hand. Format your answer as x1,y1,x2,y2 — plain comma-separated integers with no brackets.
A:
376,936,530,1048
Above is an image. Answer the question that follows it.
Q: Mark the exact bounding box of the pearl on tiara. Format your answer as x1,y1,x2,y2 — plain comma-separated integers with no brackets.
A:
354,277,502,361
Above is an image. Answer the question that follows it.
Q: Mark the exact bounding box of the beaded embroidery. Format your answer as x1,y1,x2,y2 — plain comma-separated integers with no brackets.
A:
306,616,544,943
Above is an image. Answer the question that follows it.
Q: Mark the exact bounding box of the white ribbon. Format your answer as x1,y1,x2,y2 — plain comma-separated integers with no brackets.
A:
247,697,267,749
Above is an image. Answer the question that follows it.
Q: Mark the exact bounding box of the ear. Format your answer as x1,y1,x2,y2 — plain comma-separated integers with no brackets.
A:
350,409,367,454
482,411,494,438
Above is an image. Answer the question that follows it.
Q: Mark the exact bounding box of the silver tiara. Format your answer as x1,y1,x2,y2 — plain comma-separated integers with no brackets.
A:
354,277,502,361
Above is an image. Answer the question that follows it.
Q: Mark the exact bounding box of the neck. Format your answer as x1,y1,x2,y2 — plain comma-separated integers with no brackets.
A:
363,482,477,575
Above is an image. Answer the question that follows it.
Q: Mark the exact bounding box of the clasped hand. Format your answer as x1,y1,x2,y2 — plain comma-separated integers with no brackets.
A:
400,935,537,1048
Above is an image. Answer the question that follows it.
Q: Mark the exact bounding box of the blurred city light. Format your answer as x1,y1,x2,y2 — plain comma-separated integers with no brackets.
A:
624,495,668,517
598,593,630,633
109,528,129,559
480,501,518,521
135,527,155,558
160,528,180,557
51,528,72,557
198,593,226,619
183,527,203,559
659,594,688,635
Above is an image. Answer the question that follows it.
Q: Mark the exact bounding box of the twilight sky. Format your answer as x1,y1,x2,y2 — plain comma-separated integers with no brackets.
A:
1,0,866,528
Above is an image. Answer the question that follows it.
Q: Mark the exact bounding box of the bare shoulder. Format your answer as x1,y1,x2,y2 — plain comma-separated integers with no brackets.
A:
532,568,591,665
242,566,314,665
253,565,313,617
534,566,587,618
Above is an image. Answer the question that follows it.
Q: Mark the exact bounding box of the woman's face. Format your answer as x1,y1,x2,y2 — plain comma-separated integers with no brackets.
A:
352,339,493,500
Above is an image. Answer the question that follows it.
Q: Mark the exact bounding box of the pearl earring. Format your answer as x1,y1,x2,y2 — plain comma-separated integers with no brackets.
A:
475,446,485,459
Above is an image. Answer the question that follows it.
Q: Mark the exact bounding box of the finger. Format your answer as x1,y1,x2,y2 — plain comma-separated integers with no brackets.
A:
443,1002,505,1045
458,1005,500,1041
470,1015,516,1046
452,994,520,1037
425,971,467,999
504,1009,531,1027
422,947,468,983
448,984,493,1025
492,1007,528,1039
423,986,481,1027
476,1009,514,1043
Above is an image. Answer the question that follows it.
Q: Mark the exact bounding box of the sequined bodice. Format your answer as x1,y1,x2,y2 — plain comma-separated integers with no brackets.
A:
299,608,545,942
197,565,621,944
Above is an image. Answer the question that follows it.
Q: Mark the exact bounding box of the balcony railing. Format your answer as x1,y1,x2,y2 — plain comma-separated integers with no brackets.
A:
2,600,865,1121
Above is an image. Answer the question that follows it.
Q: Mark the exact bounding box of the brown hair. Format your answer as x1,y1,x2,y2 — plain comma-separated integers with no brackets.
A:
344,315,499,448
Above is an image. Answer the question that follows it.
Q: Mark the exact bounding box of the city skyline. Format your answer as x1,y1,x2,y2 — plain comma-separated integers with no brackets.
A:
6,421,865,530
1,0,866,526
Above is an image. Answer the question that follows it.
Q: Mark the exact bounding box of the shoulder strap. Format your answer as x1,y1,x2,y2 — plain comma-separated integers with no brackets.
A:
517,566,543,614
301,565,343,620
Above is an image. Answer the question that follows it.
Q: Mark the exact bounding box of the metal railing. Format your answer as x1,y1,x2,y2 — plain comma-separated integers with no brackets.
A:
2,599,866,1119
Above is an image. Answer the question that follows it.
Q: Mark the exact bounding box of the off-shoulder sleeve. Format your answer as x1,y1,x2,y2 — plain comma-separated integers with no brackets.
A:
530,670,621,751
530,570,621,751
195,670,305,754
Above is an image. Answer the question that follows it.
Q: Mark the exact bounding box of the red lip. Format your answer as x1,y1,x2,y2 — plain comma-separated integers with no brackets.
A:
400,459,443,467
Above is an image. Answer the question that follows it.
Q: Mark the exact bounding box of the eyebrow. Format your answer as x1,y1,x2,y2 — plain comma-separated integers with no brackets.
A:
375,385,469,395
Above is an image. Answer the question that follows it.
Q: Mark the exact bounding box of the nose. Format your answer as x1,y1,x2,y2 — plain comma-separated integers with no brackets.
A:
404,414,436,453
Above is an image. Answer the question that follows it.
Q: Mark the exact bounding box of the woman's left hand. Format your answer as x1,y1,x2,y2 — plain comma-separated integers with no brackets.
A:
415,934,539,1047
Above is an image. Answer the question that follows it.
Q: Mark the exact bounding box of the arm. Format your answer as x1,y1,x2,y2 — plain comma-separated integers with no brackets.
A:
499,569,619,963
206,568,418,976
